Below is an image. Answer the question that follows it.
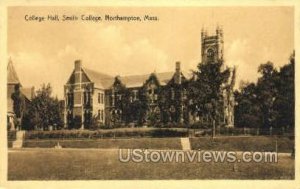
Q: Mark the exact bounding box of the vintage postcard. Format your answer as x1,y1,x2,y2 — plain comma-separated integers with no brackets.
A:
0,0,299,189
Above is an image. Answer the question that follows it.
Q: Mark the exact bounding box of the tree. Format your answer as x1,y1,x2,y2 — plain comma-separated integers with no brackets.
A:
256,61,279,129
23,83,63,130
189,60,230,130
234,52,295,134
157,87,171,124
274,52,295,131
111,77,132,125
234,82,263,128
11,84,26,130
188,60,231,138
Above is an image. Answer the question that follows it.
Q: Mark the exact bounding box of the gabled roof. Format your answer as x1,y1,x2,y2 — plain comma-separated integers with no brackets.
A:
182,71,193,79
120,72,175,88
83,68,115,89
21,87,35,101
66,65,192,90
7,59,21,85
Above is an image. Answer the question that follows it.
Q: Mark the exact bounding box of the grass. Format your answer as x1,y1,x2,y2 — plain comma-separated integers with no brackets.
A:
20,136,294,153
23,138,182,149
190,136,294,153
8,148,294,180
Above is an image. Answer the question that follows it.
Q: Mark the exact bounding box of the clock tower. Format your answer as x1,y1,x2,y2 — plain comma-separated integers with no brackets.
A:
201,26,224,64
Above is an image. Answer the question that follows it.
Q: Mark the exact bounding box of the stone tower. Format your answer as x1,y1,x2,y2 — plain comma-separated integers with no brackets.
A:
201,26,224,64
200,27,235,127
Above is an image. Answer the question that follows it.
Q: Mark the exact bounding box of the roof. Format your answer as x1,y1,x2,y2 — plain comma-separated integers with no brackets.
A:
67,66,192,90
85,69,192,89
120,72,174,88
7,59,21,85
7,87,34,113
7,59,35,102
21,87,35,100
83,68,115,89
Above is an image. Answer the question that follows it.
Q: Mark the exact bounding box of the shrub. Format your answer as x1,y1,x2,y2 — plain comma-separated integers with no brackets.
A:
24,128,189,139
7,131,17,140
189,121,210,129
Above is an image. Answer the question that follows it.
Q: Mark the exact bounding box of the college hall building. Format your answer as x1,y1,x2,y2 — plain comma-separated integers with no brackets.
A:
64,27,235,129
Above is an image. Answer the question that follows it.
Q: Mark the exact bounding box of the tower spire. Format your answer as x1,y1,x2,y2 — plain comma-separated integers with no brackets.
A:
7,58,21,85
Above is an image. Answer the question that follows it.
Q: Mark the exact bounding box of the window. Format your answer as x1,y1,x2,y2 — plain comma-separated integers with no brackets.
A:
207,48,215,62
87,92,91,105
66,93,70,106
83,92,87,105
74,92,81,104
111,94,115,106
171,88,175,100
170,105,175,113
101,94,104,104
118,94,122,100
97,110,104,121
97,93,104,104
133,90,138,101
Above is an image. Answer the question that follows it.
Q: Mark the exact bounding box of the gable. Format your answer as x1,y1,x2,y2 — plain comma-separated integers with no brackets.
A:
66,68,92,85
81,69,92,83
143,73,161,88
119,72,174,88
66,70,75,84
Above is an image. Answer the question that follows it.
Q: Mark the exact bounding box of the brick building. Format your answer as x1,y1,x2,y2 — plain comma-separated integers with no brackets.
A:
64,27,235,129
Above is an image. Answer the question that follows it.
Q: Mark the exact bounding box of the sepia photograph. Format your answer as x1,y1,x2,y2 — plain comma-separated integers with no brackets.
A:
5,5,296,183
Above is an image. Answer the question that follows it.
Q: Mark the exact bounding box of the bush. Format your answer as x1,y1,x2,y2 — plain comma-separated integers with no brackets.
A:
189,121,210,129
22,138,182,149
7,131,17,140
24,128,189,139
151,128,187,137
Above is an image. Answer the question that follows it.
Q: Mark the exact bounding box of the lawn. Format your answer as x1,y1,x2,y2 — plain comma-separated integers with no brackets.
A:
8,148,294,180
190,136,294,153
20,136,294,153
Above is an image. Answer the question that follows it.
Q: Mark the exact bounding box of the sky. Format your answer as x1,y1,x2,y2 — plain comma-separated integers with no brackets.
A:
8,6,294,99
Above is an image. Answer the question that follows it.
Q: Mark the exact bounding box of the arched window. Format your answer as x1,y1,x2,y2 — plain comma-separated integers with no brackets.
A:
207,48,215,62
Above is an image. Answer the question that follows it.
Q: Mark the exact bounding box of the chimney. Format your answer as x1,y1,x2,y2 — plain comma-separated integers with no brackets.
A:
74,60,82,84
31,87,35,99
176,61,181,73
75,60,82,72
175,61,181,84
